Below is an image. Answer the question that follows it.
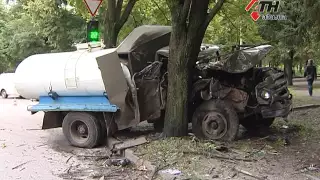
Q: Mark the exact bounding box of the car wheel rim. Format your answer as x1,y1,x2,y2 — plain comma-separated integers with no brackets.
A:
1,91,6,98
70,121,89,144
201,112,228,140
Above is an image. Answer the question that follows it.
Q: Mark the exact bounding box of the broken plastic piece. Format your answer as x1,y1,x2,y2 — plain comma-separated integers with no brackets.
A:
160,169,182,175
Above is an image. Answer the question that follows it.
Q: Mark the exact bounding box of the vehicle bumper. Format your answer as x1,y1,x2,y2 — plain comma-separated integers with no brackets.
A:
260,99,292,118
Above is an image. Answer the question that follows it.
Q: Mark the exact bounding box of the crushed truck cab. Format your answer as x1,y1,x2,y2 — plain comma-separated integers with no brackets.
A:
15,25,292,148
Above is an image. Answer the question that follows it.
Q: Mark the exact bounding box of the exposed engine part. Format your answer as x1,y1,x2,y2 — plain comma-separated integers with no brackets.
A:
120,63,140,124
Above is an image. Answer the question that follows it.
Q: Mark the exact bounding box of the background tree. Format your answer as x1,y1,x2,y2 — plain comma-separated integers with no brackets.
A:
163,0,226,137
258,0,308,85
68,0,138,48
204,0,263,46
0,0,86,72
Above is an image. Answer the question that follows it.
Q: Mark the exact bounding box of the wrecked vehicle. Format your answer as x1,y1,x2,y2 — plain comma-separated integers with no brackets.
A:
155,44,292,140
14,25,292,148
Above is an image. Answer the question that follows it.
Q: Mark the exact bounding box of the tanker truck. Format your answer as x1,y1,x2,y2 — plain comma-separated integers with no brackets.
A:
14,25,292,148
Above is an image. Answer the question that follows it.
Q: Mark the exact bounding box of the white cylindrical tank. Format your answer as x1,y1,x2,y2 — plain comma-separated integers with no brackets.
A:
14,48,118,99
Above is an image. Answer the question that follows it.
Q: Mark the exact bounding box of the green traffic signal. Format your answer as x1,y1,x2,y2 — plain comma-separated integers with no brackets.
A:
89,30,99,42
87,20,99,42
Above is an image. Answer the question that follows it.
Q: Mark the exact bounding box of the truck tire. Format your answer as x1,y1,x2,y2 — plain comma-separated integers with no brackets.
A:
62,112,102,148
1,90,8,99
240,114,275,131
192,100,239,141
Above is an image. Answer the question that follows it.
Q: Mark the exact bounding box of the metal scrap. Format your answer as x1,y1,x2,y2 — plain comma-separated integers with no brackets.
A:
104,158,130,167
113,136,148,151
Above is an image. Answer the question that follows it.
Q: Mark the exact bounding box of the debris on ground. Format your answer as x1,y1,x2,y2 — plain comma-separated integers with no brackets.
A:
12,160,33,170
124,149,156,172
160,169,182,175
104,158,131,167
113,136,148,151
215,146,229,153
66,156,73,163
182,150,257,162
245,144,266,158
300,164,320,173
212,174,219,178
233,167,268,180
159,169,182,180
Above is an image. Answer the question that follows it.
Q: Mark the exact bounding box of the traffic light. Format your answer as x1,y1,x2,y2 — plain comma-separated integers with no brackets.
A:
87,20,99,42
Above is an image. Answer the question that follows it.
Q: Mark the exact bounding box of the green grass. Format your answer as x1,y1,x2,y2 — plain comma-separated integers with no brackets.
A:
134,89,320,179
136,137,219,178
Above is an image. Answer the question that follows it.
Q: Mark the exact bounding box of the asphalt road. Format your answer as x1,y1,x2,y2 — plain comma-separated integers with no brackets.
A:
0,98,84,180
0,98,147,180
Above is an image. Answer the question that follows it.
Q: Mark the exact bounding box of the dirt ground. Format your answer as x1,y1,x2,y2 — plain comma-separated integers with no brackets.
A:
0,78,319,180
135,79,320,180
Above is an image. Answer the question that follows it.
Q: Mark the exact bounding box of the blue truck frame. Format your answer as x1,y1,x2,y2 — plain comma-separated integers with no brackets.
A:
28,96,118,113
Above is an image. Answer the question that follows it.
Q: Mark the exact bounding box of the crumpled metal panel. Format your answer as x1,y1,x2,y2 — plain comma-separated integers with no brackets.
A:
96,49,137,130
197,45,273,73
191,78,249,112
134,61,163,121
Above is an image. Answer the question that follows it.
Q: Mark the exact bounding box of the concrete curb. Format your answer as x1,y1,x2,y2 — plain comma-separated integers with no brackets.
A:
293,104,320,111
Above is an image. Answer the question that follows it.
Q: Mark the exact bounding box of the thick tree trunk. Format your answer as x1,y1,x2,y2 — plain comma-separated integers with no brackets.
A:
163,27,195,136
284,58,293,85
163,45,190,136
104,22,119,48
163,0,225,137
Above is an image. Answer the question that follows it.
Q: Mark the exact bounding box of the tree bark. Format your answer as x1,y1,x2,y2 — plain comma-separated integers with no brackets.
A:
103,0,137,48
163,0,225,137
164,38,190,136
104,22,119,48
284,58,293,85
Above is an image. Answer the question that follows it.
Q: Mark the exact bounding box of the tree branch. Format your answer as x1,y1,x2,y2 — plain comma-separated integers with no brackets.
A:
115,0,123,22
150,0,170,24
116,0,138,31
205,0,225,26
108,0,116,23
131,14,138,27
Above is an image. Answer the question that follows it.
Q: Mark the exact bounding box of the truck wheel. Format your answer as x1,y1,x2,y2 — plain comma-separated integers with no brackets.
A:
62,112,101,148
192,100,239,141
1,90,8,99
240,114,275,131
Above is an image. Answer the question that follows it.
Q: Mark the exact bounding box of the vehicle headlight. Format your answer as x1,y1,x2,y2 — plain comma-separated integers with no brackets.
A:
261,91,271,100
